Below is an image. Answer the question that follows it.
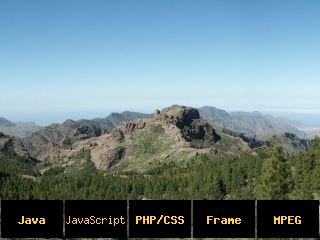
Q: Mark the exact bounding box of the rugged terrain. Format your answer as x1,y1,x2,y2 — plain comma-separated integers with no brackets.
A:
0,132,35,162
22,107,249,172
0,122,43,138
199,106,305,138
306,129,320,139
1,106,307,140
264,132,312,154
1,106,314,174
1,106,320,201
0,117,16,127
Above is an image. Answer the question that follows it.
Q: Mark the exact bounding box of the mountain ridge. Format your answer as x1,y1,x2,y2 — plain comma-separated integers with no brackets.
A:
0,117,16,127
0,106,314,176
199,106,305,139
1,106,307,140
49,106,250,172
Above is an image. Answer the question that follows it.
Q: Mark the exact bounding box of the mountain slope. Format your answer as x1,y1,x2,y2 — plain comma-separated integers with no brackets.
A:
0,117,15,127
23,119,102,161
53,107,249,172
0,132,36,163
305,129,320,139
0,122,43,138
77,111,152,133
265,132,312,154
23,111,153,161
15,106,312,174
199,106,304,139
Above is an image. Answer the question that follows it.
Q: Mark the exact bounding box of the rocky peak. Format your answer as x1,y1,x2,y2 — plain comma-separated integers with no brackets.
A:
63,119,76,124
155,106,200,129
153,107,221,148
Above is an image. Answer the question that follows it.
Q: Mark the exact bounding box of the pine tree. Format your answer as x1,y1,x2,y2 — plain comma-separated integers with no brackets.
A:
256,147,293,200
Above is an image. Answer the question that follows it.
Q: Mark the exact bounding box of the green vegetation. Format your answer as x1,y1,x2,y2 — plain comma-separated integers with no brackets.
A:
114,124,173,171
131,124,169,158
256,147,293,200
1,139,320,200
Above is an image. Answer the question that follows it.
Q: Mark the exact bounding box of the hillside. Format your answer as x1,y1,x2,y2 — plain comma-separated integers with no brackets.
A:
23,111,153,161
306,129,320,139
25,107,249,173
1,106,308,141
15,106,313,173
265,132,312,154
77,111,152,132
0,122,43,138
1,106,320,201
2,131,320,201
0,117,15,127
0,132,36,163
199,106,304,139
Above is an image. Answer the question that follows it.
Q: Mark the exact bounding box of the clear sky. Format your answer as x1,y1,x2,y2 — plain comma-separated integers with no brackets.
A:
1,0,320,125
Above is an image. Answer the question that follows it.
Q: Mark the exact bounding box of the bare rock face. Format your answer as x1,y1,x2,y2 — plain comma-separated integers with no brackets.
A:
156,106,200,129
92,145,125,170
119,119,146,134
109,129,125,142
88,130,126,170
73,125,101,140
182,119,221,145
153,107,221,148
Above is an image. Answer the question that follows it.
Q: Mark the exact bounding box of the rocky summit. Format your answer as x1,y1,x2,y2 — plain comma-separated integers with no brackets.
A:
55,106,249,171
155,106,200,128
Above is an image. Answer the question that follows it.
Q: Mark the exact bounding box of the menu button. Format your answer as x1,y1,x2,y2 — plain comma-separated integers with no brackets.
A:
274,216,301,224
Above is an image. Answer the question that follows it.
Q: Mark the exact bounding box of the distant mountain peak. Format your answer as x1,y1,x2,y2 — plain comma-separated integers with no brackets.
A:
0,117,16,127
199,106,304,139
63,119,76,126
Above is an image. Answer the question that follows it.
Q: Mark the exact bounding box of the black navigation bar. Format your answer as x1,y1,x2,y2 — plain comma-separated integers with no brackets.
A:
1,200,319,238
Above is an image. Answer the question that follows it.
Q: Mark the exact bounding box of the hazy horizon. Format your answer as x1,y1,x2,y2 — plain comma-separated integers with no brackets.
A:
2,105,320,128
1,1,320,126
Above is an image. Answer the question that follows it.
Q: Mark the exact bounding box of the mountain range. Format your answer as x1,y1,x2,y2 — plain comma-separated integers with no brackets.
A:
0,105,315,175
4,107,249,173
0,106,310,139
198,106,305,139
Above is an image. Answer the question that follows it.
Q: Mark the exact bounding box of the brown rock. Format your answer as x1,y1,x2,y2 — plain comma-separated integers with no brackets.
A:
93,146,125,170
154,109,161,119
158,106,200,129
120,119,146,134
110,129,125,142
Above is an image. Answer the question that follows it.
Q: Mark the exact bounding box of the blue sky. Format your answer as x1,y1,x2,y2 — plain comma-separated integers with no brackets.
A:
1,0,320,125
